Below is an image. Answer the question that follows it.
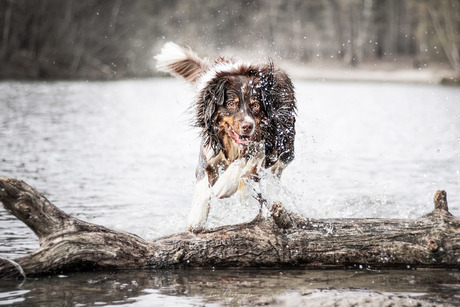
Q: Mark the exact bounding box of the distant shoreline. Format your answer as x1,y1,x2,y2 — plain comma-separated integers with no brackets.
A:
281,60,459,85
0,60,458,85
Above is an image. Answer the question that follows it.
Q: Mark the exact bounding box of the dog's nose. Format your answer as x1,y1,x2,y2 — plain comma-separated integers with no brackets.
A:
241,121,254,134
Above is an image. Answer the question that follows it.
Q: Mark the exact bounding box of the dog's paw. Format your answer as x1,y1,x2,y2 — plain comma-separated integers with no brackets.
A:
212,177,240,199
186,216,207,234
211,164,245,198
211,160,244,198
187,225,205,234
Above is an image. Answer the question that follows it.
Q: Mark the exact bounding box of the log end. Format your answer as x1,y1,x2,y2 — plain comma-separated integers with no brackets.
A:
433,190,449,212
0,177,23,207
0,177,71,240
422,190,457,223
0,177,34,217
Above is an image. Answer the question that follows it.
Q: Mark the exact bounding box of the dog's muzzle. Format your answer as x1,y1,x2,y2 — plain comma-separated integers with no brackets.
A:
227,116,255,146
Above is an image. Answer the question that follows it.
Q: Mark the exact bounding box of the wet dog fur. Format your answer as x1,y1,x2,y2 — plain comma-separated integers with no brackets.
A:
155,42,296,233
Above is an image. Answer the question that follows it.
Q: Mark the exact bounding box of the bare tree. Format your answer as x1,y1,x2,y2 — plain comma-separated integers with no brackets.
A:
0,0,459,79
427,0,460,74
0,0,12,60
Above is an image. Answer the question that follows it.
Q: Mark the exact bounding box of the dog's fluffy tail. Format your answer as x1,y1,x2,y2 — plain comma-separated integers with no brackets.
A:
155,42,208,83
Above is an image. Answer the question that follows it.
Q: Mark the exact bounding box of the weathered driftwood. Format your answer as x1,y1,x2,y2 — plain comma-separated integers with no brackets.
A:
0,177,459,279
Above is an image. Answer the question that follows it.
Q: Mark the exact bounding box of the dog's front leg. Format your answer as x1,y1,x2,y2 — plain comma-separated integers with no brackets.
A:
187,177,211,233
211,159,244,199
212,153,264,199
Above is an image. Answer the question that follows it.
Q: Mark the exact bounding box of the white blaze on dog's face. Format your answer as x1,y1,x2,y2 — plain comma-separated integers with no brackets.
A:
216,76,264,151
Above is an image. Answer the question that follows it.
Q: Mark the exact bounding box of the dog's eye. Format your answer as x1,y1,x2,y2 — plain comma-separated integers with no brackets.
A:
227,97,238,109
250,101,260,112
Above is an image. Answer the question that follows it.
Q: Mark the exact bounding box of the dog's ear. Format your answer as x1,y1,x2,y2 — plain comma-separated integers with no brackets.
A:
259,63,296,166
155,42,208,83
197,76,228,152
212,77,228,107
201,76,228,124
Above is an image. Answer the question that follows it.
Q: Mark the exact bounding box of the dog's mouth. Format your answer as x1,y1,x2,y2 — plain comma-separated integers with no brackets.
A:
226,124,252,146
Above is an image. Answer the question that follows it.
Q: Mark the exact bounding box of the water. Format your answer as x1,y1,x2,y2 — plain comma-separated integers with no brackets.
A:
1,79,459,305
0,269,459,306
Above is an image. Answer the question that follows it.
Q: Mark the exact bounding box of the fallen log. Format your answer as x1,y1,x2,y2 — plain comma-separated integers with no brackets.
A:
0,177,459,279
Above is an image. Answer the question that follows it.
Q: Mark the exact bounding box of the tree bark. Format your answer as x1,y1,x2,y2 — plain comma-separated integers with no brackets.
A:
0,177,459,280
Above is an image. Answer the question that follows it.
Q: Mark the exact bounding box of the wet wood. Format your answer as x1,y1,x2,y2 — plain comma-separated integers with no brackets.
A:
1,177,459,279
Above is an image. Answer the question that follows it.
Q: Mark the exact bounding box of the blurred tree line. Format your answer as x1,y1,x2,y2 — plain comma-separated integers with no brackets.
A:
0,0,458,79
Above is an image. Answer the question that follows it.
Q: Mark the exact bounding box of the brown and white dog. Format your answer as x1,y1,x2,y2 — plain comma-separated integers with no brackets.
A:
155,42,296,233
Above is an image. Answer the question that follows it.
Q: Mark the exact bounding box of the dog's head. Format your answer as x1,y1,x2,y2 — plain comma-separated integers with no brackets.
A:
155,43,296,166
197,63,296,164
208,75,263,148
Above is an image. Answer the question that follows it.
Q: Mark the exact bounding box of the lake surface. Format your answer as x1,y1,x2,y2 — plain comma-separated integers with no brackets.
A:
1,79,459,305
